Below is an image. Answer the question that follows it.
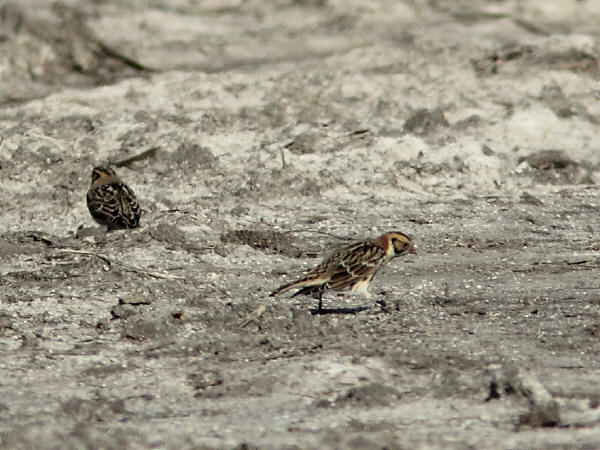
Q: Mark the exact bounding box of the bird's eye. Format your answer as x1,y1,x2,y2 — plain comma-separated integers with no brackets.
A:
392,238,409,252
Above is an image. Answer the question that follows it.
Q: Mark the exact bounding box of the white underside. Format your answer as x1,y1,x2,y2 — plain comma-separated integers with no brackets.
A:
350,280,372,298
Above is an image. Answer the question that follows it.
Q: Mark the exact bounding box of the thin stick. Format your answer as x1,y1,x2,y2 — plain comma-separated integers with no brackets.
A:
97,41,155,72
279,147,287,169
112,146,160,168
239,304,266,328
57,249,185,281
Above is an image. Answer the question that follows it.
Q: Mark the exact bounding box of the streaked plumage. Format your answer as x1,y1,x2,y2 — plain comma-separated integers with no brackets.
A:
270,231,416,312
86,166,141,230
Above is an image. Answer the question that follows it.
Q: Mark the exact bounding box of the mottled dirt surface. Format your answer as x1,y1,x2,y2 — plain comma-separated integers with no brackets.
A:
1,1,600,449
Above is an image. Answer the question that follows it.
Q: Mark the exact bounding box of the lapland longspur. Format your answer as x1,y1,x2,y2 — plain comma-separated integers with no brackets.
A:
86,166,141,230
270,231,416,312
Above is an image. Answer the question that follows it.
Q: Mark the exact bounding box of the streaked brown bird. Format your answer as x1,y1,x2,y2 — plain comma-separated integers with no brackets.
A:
270,231,416,312
86,166,141,230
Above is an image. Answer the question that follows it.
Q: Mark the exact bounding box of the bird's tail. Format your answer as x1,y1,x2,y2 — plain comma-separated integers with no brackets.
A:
270,281,297,297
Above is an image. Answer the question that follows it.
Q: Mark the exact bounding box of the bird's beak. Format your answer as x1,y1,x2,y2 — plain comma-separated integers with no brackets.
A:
409,246,417,255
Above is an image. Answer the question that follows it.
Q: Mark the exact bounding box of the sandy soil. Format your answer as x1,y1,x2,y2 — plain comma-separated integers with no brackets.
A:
1,1,600,448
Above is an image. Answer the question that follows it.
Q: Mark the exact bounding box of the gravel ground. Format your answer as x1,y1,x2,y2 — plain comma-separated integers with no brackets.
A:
1,1,600,448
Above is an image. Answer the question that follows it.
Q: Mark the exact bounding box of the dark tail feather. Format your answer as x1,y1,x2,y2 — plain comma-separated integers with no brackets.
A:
271,282,324,298
270,282,295,297
291,285,322,299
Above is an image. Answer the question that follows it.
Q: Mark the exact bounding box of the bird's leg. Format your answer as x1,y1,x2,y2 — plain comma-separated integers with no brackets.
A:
318,292,323,314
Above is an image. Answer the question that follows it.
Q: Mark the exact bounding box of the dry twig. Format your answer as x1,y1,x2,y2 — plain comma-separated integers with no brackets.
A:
57,249,184,281
112,146,160,168
239,304,266,328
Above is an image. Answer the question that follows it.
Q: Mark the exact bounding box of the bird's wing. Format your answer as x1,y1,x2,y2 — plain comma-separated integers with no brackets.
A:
87,183,140,227
325,243,386,291
87,184,121,222
116,184,142,227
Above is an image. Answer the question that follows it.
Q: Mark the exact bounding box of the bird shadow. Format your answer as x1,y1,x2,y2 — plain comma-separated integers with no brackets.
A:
310,305,370,315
